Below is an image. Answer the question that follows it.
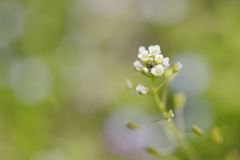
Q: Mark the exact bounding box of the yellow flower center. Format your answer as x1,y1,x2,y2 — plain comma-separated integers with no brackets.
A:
143,54,148,59
156,69,162,74
152,50,157,53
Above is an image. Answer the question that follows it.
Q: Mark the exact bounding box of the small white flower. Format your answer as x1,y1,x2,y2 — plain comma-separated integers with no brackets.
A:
148,45,161,56
133,61,143,71
151,64,164,76
136,84,148,95
139,46,146,54
154,54,163,64
162,57,170,69
138,50,149,61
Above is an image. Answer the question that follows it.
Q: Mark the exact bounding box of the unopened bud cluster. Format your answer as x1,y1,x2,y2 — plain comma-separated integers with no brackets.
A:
165,110,174,121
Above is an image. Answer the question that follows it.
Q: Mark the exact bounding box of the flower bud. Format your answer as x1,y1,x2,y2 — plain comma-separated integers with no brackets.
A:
145,147,163,157
165,110,174,121
192,125,205,136
211,126,223,144
172,62,182,73
136,84,148,95
148,57,154,62
173,92,186,109
133,61,143,72
164,69,173,78
143,67,149,74
127,122,140,129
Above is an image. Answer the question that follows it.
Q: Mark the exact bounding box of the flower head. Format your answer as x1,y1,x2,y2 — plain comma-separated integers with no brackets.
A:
149,45,161,56
138,50,149,61
133,61,143,71
136,84,148,95
151,64,164,76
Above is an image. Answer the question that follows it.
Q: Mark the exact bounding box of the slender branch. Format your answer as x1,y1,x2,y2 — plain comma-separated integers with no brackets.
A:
127,118,166,130
196,142,214,153
140,71,153,77
162,87,168,108
151,76,202,160
179,130,193,133
151,77,167,113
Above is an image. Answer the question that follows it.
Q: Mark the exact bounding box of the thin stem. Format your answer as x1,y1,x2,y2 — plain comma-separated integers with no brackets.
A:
180,130,193,133
140,71,153,77
151,76,202,160
162,87,168,108
151,77,167,113
138,118,166,129
196,142,213,153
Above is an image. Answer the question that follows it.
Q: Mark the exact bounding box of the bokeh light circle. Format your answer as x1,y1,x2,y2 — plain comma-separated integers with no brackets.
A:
170,53,210,96
8,58,52,105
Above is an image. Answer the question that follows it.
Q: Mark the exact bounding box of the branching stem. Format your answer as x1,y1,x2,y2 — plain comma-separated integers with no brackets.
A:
151,77,202,160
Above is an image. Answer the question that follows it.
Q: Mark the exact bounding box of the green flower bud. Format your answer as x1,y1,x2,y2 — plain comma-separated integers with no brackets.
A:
173,92,186,109
164,69,173,78
172,62,182,73
165,110,174,121
127,122,140,129
143,67,149,74
211,126,223,144
192,125,205,136
149,57,154,62
145,147,163,157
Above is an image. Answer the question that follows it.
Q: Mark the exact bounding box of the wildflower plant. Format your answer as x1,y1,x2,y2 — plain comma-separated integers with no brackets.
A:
126,45,223,159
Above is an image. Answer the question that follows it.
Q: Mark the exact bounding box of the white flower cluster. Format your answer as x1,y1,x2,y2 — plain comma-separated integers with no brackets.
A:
133,45,170,76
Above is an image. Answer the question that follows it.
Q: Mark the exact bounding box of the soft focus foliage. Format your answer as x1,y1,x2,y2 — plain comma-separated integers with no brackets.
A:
0,0,240,159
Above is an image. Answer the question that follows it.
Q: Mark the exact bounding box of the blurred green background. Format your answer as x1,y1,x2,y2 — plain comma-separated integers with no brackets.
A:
0,0,240,159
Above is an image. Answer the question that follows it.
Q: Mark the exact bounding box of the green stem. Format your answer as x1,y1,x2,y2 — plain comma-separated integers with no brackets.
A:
140,71,153,77
180,130,194,133
151,77,167,113
138,118,166,129
151,77,201,160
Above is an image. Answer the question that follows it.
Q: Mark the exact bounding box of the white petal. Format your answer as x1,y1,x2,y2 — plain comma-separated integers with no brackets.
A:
154,45,160,51
148,45,154,53
162,57,170,68
136,84,145,92
138,53,142,59
176,62,182,70
151,68,156,75
156,64,164,69
139,46,146,54
133,61,143,68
